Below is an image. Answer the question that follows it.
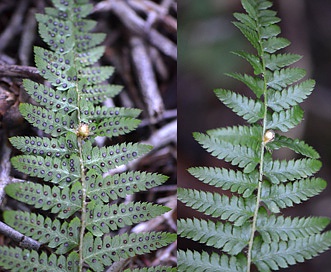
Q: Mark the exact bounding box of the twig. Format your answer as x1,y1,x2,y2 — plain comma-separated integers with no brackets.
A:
0,139,11,205
0,0,29,52
141,120,177,147
127,0,177,32
0,63,41,80
94,0,177,60
149,46,169,81
130,36,164,121
152,241,177,266
0,221,40,250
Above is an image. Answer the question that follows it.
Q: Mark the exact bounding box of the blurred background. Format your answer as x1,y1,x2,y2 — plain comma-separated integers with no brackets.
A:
178,0,331,271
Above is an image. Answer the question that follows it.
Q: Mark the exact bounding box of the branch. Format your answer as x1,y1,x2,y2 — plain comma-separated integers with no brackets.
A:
130,36,165,121
0,63,41,80
94,0,177,60
0,221,40,250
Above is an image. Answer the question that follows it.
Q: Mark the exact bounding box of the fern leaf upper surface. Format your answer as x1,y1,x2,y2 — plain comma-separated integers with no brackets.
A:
178,0,331,271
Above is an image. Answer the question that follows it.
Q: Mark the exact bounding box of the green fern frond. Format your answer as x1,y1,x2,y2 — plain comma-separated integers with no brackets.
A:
267,79,315,112
178,0,331,271
23,79,78,113
9,133,78,158
178,188,254,226
178,218,250,255
86,171,168,202
206,125,262,146
19,103,77,136
266,105,304,132
3,211,79,254
214,89,264,123
188,167,258,197
5,181,82,218
226,72,264,97
263,157,321,184
194,132,260,173
178,250,247,272
261,178,326,212
252,233,331,272
266,68,306,91
0,246,79,272
1,0,174,270
11,155,80,185
267,134,320,159
85,202,170,236
83,232,176,271
257,211,331,243
264,53,302,71
232,51,263,75
82,142,152,173
262,36,290,54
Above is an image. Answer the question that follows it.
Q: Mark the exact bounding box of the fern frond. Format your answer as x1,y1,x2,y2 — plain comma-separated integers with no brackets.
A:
267,134,320,159
23,79,78,113
0,247,79,272
79,102,141,122
188,167,258,197
86,171,168,202
193,132,260,173
78,67,115,85
214,89,264,123
178,218,250,255
178,250,247,272
232,51,263,75
9,133,78,158
266,105,303,132
257,212,330,243
85,202,170,236
264,53,302,71
226,72,264,98
11,155,80,185
262,37,290,54
3,211,79,254
232,21,261,54
266,68,306,91
252,233,331,272
261,178,326,212
263,157,321,184
5,181,82,218
177,188,254,226
80,84,123,104
89,117,141,138
19,103,77,136
207,125,262,146
82,142,152,173
83,232,176,271
2,0,174,270
34,47,76,89
267,80,315,111
178,0,331,271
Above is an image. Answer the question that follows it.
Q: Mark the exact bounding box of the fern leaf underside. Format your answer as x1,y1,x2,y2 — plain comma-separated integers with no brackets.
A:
0,0,175,271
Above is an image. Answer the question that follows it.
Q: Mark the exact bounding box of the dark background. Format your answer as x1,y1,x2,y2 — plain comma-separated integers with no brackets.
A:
178,0,331,271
